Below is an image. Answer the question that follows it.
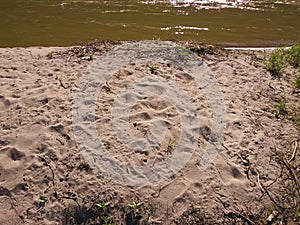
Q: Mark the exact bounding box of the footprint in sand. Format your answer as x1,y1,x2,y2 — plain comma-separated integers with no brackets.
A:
217,162,247,186
8,148,25,161
0,96,12,111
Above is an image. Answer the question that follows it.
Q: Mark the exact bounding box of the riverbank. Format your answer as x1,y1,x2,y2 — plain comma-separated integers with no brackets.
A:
0,41,299,224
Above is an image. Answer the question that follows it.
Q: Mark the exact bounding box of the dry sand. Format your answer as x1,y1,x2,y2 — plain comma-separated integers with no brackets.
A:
0,41,299,224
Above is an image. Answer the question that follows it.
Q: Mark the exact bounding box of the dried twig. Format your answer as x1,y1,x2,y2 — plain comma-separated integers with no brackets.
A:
226,209,255,225
281,154,300,195
256,170,265,193
39,156,59,199
288,140,298,163
256,167,280,208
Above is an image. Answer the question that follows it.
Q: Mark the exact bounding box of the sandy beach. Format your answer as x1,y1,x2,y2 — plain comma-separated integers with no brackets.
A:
0,41,299,224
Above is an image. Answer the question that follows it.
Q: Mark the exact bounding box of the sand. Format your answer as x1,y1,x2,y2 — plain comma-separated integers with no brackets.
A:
0,41,299,224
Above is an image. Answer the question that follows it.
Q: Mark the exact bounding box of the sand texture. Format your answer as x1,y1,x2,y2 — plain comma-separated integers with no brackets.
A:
0,41,299,224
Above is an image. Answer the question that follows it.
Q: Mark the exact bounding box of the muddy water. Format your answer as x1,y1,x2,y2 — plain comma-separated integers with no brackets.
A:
0,0,299,47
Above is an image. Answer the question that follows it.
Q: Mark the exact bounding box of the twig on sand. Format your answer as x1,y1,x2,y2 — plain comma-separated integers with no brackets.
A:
213,189,255,224
151,186,162,198
39,156,59,199
288,140,298,163
226,209,255,225
256,167,280,208
256,170,265,193
273,141,300,195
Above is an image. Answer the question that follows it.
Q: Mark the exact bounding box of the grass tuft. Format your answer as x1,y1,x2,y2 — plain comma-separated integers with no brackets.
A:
272,97,288,116
286,42,300,68
149,65,157,74
266,48,287,76
292,74,300,93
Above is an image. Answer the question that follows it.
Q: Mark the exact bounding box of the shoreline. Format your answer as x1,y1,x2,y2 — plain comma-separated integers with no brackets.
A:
0,41,299,224
1,38,298,50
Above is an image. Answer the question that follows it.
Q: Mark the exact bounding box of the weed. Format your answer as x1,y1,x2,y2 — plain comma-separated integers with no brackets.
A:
250,58,259,67
39,196,49,208
272,97,288,116
96,201,110,213
126,202,144,225
257,88,264,96
128,201,143,214
278,98,288,114
102,216,116,225
190,45,215,55
167,139,175,151
177,48,187,58
206,45,216,55
292,75,300,93
190,45,206,55
290,105,300,131
39,196,49,203
149,65,157,74
46,51,54,59
286,42,300,68
268,81,273,89
266,48,287,76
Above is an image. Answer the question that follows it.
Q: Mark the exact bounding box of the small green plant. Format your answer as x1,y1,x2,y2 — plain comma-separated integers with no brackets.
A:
102,216,116,225
266,48,287,76
272,97,288,115
39,196,49,203
190,45,205,55
128,201,143,214
46,51,54,59
257,88,264,96
190,45,215,55
268,81,273,88
177,48,187,58
206,45,216,55
250,58,259,67
38,196,49,208
290,106,300,131
149,65,157,74
127,201,143,225
167,139,175,150
292,75,300,93
96,201,110,212
286,42,300,68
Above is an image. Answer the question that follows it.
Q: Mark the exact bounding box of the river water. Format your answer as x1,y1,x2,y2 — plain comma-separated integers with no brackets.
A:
0,0,299,47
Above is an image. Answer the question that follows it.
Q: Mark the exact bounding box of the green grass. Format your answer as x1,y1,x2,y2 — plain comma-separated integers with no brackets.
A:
149,65,157,74
102,216,116,225
96,201,110,212
290,104,300,131
167,139,175,153
189,44,216,55
266,48,287,76
265,43,300,77
286,42,300,68
46,51,54,59
272,97,288,116
128,201,143,214
177,47,188,58
127,202,144,225
292,75,300,93
39,196,49,208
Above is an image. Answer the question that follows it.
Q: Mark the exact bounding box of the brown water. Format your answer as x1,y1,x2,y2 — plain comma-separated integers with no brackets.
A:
0,0,299,47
